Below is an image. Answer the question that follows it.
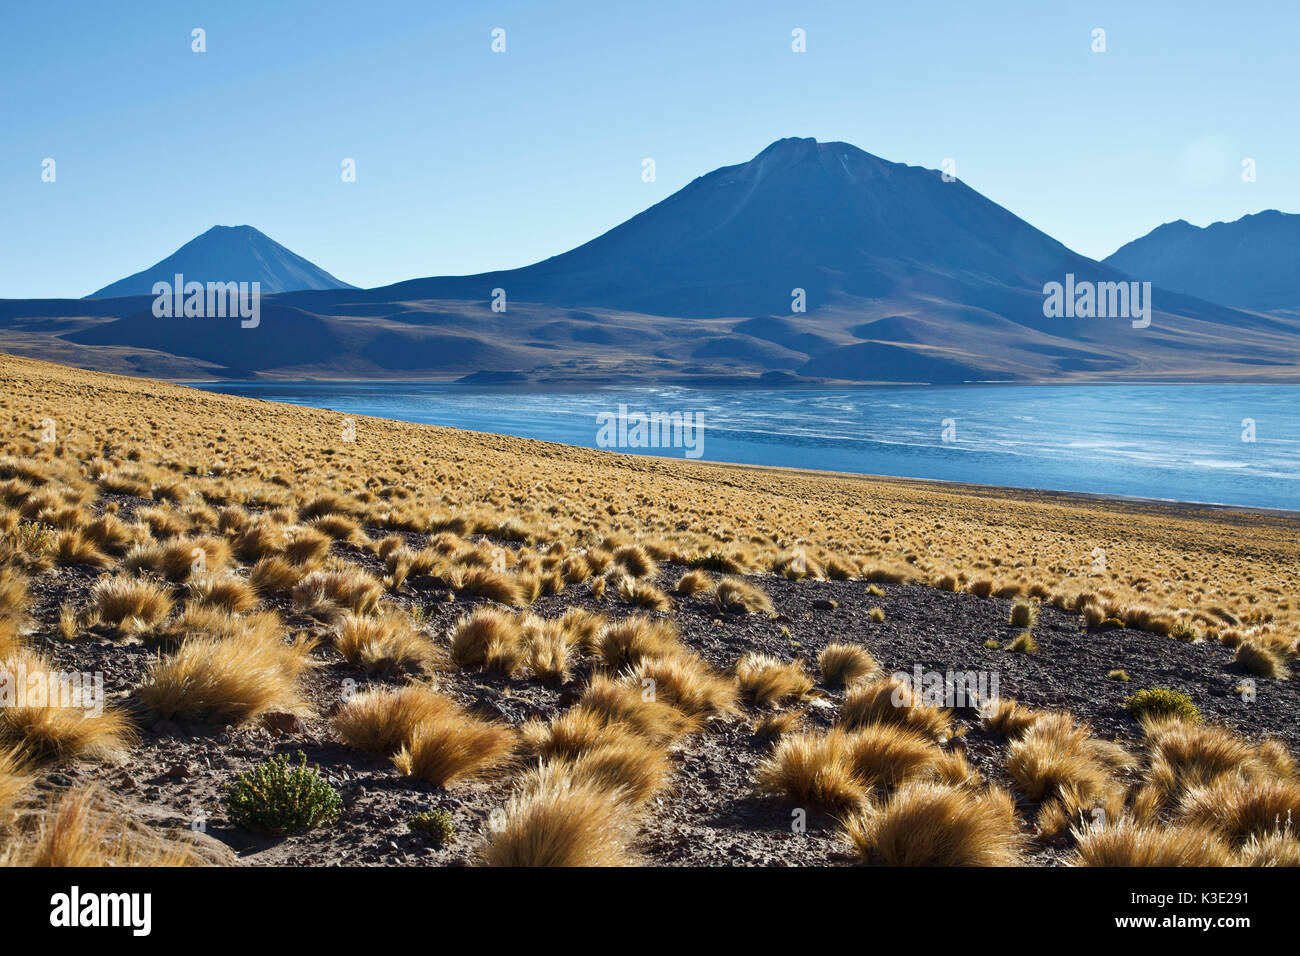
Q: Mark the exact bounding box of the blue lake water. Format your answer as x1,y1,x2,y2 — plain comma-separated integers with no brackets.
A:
191,382,1300,511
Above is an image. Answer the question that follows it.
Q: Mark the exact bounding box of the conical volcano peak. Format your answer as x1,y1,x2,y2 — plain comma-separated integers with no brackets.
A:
88,226,356,298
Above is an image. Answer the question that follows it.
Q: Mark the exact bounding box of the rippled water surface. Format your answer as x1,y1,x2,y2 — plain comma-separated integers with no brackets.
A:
193,382,1300,511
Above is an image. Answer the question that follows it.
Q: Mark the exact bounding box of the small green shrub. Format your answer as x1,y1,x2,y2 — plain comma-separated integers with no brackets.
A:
1168,620,1200,643
1124,687,1200,723
1108,669,1130,682
226,751,341,836
410,808,455,845
689,553,729,571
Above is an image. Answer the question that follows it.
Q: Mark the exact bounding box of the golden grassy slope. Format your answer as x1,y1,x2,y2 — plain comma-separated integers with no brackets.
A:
2,352,1298,867
1,352,1295,648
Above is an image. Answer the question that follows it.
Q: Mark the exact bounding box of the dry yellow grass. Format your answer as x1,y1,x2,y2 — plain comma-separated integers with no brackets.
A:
89,573,174,631
753,727,866,815
391,711,515,786
1071,818,1232,866
714,576,773,614
595,616,682,670
1176,773,1300,844
629,653,738,717
5,353,1290,652
844,723,971,792
0,650,134,761
839,676,953,741
292,568,384,618
1005,711,1134,833
333,683,456,754
335,610,438,675
818,642,879,687
614,574,672,611
186,573,258,613
578,675,699,744
135,625,315,723
0,747,33,823
843,783,1021,866
478,763,638,866
0,565,28,658
3,353,1300,867
0,787,197,866
673,569,714,596
449,606,525,674
734,653,814,707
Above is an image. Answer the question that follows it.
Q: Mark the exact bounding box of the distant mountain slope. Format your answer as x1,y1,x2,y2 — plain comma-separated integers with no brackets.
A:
1103,210,1300,312
2,139,1296,383
353,137,1122,319
87,225,355,298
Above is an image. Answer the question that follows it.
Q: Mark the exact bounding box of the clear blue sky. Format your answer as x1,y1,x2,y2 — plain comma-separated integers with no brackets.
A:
2,0,1296,299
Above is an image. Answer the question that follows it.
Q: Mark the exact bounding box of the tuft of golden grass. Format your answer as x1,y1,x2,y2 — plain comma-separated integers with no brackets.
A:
333,683,456,754
124,536,230,582
673,569,714,596
186,573,258,613
335,610,438,675
292,567,384,618
611,544,657,579
248,555,303,598
392,710,515,787
1176,773,1300,844
0,650,134,761
982,698,1042,739
547,736,670,805
0,564,28,658
714,575,773,615
81,512,134,556
1071,818,1232,866
282,526,332,566
1005,711,1133,831
449,606,525,674
555,606,605,651
1234,641,1289,679
0,746,33,823
135,623,314,723
1009,599,1039,628
735,653,813,707
840,676,952,741
595,615,681,670
818,642,879,687
1236,825,1300,866
843,783,1021,866
521,706,637,761
629,653,738,717
753,727,866,815
0,787,196,866
752,707,805,743
614,574,672,611
1135,717,1271,814
51,529,110,568
843,723,970,793
89,573,174,631
578,675,699,744
452,567,526,606
478,763,638,867
519,614,572,682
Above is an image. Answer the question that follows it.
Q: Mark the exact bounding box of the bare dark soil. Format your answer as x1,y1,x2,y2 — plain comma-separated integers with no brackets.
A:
21,525,1298,867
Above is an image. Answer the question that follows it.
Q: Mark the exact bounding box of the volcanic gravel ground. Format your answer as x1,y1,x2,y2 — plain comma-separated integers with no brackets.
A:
16,528,1298,867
